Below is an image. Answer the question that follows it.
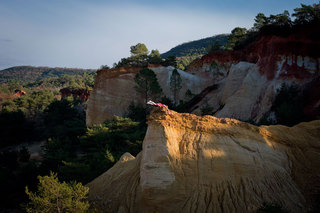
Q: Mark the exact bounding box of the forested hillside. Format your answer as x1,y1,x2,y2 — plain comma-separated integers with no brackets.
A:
0,66,96,83
161,34,228,58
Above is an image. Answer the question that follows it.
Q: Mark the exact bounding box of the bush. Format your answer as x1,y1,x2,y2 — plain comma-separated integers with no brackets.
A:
43,99,86,139
271,83,304,126
75,116,145,181
126,101,146,123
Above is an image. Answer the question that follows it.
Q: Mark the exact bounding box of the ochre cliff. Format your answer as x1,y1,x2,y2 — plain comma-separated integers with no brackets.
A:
86,65,211,125
87,29,320,125
87,108,320,212
186,32,320,122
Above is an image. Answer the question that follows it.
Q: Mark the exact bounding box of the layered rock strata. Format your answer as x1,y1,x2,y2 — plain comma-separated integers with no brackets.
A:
187,34,320,122
87,108,320,212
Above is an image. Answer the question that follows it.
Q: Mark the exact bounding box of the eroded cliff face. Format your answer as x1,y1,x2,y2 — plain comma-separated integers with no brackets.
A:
87,33,320,125
86,65,211,125
187,34,320,122
87,108,320,213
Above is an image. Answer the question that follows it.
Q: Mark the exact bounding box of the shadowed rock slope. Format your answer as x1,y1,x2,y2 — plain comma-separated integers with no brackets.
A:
87,108,320,213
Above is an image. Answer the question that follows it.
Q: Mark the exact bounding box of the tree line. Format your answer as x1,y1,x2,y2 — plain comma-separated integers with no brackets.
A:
208,3,320,52
112,43,177,68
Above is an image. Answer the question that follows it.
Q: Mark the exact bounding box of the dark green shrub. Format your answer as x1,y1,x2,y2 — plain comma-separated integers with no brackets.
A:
272,83,304,126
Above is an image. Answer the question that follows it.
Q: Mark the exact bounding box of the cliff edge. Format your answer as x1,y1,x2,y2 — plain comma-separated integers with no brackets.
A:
87,108,320,213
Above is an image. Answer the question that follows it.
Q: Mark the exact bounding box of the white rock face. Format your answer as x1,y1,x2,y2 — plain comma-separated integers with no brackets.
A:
152,66,211,101
140,124,176,189
190,55,320,122
215,62,267,120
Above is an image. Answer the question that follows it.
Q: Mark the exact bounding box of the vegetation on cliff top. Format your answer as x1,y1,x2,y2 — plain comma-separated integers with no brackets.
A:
224,3,320,51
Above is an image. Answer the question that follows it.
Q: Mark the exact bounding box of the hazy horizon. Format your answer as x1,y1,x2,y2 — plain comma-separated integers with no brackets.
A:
0,0,316,70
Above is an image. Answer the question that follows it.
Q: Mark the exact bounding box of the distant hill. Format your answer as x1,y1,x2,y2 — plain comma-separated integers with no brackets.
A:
0,66,96,83
161,34,229,58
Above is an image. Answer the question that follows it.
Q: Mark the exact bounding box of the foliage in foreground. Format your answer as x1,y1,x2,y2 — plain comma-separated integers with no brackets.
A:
25,172,89,213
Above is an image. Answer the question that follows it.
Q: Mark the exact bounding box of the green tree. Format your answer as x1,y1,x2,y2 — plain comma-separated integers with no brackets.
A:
25,172,89,213
7,80,21,92
43,99,86,140
2,89,55,117
148,49,162,64
170,69,182,106
293,3,320,25
253,13,268,31
134,68,162,107
126,101,146,122
271,83,304,126
163,55,177,67
27,90,56,117
225,27,248,50
83,72,96,89
130,43,149,56
268,10,292,27
80,116,145,178
207,41,222,53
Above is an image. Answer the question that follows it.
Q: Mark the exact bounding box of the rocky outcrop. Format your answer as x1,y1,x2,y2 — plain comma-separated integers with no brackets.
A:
87,31,320,125
60,88,90,103
87,108,320,212
86,65,211,125
187,33,320,122
14,89,26,97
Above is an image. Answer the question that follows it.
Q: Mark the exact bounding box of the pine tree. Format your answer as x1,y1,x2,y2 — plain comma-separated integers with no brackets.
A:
253,13,268,31
170,69,182,106
225,27,247,50
130,43,149,56
134,68,162,107
25,172,90,213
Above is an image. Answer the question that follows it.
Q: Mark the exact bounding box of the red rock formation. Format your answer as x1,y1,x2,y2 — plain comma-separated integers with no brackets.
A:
188,34,320,81
184,25,320,122
14,89,26,97
60,88,90,103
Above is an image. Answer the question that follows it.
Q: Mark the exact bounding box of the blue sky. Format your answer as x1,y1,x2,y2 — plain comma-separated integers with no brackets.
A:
0,0,317,70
